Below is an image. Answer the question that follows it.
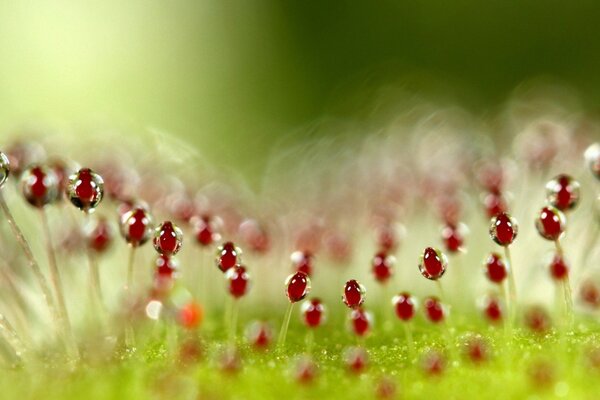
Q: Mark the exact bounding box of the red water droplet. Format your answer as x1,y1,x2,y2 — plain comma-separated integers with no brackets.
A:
484,253,507,284
424,296,445,323
546,174,580,211
246,321,272,349
549,255,569,281
419,247,447,280
295,356,317,384
342,279,365,309
216,241,239,272
524,306,551,334
442,223,464,253
350,307,372,337
226,265,250,298
88,217,113,253
422,350,445,376
481,295,503,323
67,168,104,212
21,165,58,207
535,206,565,241
153,221,183,256
179,302,203,330
580,280,600,309
464,336,488,364
393,292,416,321
372,252,394,283
302,298,325,328
344,346,368,374
291,250,314,277
489,212,518,246
483,191,507,218
285,271,311,303
120,207,154,247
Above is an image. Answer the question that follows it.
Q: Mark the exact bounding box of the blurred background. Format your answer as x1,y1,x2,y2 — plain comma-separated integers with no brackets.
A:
1,0,599,184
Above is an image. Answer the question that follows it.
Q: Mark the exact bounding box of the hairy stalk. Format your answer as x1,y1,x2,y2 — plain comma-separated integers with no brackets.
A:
0,194,59,329
40,209,79,360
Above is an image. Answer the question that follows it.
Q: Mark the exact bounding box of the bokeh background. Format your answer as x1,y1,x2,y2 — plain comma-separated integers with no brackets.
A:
1,1,599,183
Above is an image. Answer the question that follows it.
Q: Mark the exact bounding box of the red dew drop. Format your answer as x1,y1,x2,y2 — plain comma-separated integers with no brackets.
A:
246,321,272,350
549,255,569,281
0,151,9,188
67,168,104,212
179,301,204,330
155,254,178,280
216,241,240,272
226,265,250,298
87,216,113,253
178,337,205,366
21,165,58,208
481,295,503,323
295,356,317,384
463,336,489,364
441,223,464,253
535,206,565,241
419,247,447,280
349,307,372,337
527,360,556,389
301,298,325,328
375,376,397,399
291,250,314,277
546,174,580,211
393,292,416,321
120,207,154,247
489,212,518,246
219,346,241,374
376,224,399,252
580,280,600,309
524,306,551,334
192,215,220,247
342,279,366,308
153,221,183,256
422,349,445,376
483,191,508,218
344,346,368,374
372,252,394,283
285,271,311,303
424,296,445,323
239,218,270,253
484,253,507,284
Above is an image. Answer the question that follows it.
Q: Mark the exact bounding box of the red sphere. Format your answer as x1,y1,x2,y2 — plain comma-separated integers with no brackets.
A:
301,298,325,328
349,307,372,337
21,165,59,208
295,356,318,383
422,349,445,376
179,301,203,330
535,206,565,241
87,216,113,253
546,174,580,211
423,296,445,323
464,336,489,364
344,346,368,374
481,295,503,323
291,250,314,277
153,221,183,256
419,247,447,280
580,280,600,309
484,253,507,284
192,215,221,247
285,271,311,303
342,279,366,309
483,192,507,218
215,242,240,272
524,306,551,333
372,252,394,283
393,292,416,321
226,265,251,298
549,255,569,281
489,212,518,246
66,168,104,212
120,207,154,247
155,254,178,280
441,223,465,253
246,321,272,349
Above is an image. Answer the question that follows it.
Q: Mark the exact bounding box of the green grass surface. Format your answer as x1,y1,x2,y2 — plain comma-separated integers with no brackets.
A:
3,312,600,400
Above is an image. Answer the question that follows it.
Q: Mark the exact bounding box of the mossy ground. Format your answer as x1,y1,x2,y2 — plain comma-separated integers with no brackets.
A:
2,311,600,400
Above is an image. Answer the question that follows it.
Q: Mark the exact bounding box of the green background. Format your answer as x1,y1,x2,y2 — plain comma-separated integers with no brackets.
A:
1,1,599,180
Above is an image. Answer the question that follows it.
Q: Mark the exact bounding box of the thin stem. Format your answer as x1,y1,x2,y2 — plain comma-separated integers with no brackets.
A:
126,246,136,291
504,246,517,323
277,302,294,349
84,212,104,309
229,299,239,343
403,322,414,357
0,194,59,326
435,280,446,304
0,313,28,363
555,238,573,329
305,329,314,354
40,209,79,360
